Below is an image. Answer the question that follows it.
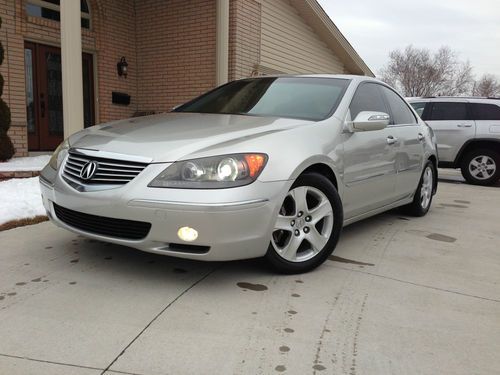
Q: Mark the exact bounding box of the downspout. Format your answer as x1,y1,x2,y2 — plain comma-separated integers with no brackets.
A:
216,0,229,86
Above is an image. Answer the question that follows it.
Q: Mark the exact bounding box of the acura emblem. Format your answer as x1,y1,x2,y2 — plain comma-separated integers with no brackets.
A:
80,161,98,180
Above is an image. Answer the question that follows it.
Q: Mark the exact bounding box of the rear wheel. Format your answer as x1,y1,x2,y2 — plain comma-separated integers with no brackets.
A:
265,173,343,274
461,149,499,186
403,161,435,217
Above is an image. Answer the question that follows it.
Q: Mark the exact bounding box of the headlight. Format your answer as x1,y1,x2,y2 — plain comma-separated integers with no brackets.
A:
149,153,268,189
48,139,70,170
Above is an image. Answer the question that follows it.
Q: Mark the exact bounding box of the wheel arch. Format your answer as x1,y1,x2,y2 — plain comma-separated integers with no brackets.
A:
454,139,500,167
301,163,338,189
427,154,438,194
289,157,341,195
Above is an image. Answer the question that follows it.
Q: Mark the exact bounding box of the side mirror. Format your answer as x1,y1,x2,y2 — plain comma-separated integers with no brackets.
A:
351,111,390,132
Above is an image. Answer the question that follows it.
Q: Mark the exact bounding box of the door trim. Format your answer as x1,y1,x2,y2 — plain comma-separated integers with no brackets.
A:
25,41,96,151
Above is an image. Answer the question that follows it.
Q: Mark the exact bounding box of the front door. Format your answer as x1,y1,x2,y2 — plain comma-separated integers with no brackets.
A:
25,42,95,151
342,82,398,219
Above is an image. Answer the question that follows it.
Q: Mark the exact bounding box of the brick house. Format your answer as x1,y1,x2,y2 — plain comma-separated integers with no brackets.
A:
0,0,372,156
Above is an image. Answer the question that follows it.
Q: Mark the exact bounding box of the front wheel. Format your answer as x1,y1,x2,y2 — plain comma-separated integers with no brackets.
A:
403,161,435,217
460,149,499,186
265,173,343,274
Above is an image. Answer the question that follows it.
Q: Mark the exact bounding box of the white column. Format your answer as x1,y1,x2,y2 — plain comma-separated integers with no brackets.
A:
216,0,229,86
60,0,84,138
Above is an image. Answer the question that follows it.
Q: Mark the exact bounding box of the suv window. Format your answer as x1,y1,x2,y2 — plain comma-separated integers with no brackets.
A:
429,102,468,121
349,83,388,120
471,103,500,120
381,87,417,125
410,102,427,118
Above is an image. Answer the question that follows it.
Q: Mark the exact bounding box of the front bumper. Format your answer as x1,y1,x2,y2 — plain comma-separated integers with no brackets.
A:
39,163,291,261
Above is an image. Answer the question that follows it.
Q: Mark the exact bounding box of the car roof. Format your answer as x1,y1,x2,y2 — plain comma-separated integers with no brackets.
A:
407,97,500,104
242,74,379,83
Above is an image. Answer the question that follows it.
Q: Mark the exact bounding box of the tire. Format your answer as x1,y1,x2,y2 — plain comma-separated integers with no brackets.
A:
403,161,435,217
460,149,500,186
265,173,343,274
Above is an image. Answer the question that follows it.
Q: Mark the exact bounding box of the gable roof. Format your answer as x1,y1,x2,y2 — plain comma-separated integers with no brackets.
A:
289,0,374,77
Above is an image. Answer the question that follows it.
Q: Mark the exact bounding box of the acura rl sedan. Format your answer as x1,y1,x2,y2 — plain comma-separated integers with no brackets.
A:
40,75,438,273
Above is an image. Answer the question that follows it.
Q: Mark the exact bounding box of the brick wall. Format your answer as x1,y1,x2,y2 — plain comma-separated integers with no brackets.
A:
0,0,99,156
1,1,29,156
229,0,261,80
135,0,217,112
91,0,138,122
0,0,219,156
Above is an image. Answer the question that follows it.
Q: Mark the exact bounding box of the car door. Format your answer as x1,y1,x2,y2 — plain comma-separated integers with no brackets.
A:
425,101,475,163
380,86,424,200
342,83,398,219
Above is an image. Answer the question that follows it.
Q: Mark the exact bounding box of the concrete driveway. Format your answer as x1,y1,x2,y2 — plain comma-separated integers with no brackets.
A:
1,172,499,375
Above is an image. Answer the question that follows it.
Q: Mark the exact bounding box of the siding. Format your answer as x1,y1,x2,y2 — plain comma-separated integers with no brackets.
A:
258,0,345,74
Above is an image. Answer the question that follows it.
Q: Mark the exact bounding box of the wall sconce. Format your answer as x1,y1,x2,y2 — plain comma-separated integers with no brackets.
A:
117,56,128,78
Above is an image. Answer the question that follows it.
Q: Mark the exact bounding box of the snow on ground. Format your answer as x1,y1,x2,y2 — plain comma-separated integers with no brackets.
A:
0,155,51,171
0,177,45,225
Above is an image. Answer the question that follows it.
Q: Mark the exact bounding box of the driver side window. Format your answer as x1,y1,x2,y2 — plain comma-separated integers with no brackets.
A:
349,83,389,121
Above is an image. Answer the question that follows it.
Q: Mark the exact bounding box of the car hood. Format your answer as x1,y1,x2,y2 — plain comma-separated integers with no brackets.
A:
69,112,313,162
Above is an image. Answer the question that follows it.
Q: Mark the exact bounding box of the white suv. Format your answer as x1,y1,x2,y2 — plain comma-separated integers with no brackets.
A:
408,97,500,186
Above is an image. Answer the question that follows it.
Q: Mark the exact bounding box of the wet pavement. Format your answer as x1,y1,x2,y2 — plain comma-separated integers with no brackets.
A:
1,170,499,374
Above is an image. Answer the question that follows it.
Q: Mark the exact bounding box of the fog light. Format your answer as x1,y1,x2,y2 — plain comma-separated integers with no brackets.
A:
177,226,198,242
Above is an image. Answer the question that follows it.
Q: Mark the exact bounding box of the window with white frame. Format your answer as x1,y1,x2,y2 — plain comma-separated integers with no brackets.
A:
26,0,91,29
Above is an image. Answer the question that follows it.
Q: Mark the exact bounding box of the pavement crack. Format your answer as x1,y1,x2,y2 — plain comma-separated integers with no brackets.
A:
100,266,220,375
332,265,500,303
0,352,104,372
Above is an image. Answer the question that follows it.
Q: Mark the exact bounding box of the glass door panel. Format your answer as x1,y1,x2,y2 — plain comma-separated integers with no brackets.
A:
25,42,95,151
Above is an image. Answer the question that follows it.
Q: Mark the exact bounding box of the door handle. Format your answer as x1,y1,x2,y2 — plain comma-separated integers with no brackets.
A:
387,136,398,145
457,124,472,128
418,133,424,142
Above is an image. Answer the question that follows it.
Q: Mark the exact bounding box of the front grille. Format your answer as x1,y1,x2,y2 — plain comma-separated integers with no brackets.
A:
53,203,151,240
63,151,148,185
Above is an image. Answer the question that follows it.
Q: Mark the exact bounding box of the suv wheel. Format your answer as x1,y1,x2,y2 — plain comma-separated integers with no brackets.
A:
265,173,343,274
461,149,499,186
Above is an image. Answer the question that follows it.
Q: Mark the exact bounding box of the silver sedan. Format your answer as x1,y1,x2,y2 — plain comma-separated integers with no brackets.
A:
40,75,438,273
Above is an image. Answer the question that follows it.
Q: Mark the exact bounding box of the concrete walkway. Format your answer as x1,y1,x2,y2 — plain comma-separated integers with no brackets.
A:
1,175,499,374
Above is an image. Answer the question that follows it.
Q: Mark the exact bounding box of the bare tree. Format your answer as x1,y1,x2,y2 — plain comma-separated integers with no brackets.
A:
380,45,474,97
472,74,500,97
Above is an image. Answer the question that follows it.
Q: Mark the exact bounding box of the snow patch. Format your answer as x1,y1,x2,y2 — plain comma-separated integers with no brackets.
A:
0,177,46,225
0,155,51,172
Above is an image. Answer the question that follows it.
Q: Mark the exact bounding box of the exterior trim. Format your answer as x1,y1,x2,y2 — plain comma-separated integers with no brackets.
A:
128,198,270,211
289,0,374,76
216,0,230,85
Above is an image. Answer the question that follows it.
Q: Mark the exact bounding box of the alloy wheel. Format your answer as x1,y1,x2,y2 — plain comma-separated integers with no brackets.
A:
420,166,433,209
469,155,496,180
271,186,334,262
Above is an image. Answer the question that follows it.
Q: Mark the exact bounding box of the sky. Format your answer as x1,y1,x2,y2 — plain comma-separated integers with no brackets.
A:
317,0,500,78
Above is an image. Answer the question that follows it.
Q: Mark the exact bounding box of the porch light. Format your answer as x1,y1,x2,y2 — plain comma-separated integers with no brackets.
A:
117,56,128,78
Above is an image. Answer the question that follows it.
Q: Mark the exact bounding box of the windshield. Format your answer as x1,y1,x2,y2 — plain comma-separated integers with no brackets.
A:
174,77,350,121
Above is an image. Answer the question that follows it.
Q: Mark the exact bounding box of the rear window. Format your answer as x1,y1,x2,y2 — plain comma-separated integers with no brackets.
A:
471,103,500,120
410,102,427,118
174,77,350,121
429,102,468,121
